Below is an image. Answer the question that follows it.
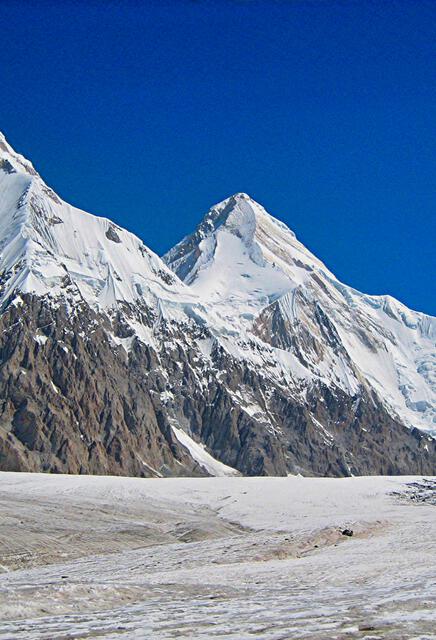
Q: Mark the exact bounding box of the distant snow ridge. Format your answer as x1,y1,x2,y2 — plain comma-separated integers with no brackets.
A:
0,131,435,479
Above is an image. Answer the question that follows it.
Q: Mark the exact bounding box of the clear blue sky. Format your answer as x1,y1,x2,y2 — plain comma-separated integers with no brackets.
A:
0,0,435,314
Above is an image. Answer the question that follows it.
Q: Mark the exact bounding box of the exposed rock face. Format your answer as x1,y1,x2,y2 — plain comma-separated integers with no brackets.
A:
0,133,435,477
0,293,434,477
0,296,206,476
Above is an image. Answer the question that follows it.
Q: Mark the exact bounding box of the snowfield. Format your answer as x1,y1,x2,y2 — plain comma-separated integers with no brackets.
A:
0,473,435,639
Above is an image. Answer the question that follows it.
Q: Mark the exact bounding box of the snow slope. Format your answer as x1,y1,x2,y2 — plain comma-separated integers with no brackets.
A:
171,425,239,476
0,131,195,314
165,193,436,435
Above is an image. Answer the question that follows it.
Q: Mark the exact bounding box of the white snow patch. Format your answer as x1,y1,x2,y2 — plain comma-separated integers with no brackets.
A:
171,425,239,477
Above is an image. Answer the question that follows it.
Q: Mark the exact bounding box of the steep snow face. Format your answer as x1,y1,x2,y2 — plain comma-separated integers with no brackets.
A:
165,193,436,436
0,131,194,314
164,193,330,323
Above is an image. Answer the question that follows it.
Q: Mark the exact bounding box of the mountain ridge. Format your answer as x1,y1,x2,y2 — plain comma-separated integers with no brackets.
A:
165,190,436,437
0,131,434,477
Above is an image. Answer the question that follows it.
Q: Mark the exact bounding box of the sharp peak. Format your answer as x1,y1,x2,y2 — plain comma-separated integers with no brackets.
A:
224,191,254,202
197,191,295,241
0,130,21,155
0,130,39,178
200,192,266,230
213,192,260,209
163,191,298,271
0,130,14,156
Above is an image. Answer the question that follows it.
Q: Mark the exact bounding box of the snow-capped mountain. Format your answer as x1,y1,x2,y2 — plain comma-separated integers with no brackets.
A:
0,132,434,477
165,192,436,437
0,131,195,312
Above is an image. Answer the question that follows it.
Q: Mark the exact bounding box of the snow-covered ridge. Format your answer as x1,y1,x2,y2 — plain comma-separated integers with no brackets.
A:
1,132,435,440
0,131,195,313
165,193,436,437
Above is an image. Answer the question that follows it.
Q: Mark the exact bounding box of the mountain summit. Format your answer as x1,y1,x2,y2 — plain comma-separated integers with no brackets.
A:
165,193,295,320
0,133,435,477
166,193,436,437
165,192,334,318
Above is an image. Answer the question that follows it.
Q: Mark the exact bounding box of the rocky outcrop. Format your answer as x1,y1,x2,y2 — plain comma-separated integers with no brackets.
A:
0,296,206,476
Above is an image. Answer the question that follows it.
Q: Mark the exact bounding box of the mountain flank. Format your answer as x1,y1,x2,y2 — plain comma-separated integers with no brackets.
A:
0,133,435,476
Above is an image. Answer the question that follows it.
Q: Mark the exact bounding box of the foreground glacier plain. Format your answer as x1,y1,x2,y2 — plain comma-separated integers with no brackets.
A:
0,472,435,639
